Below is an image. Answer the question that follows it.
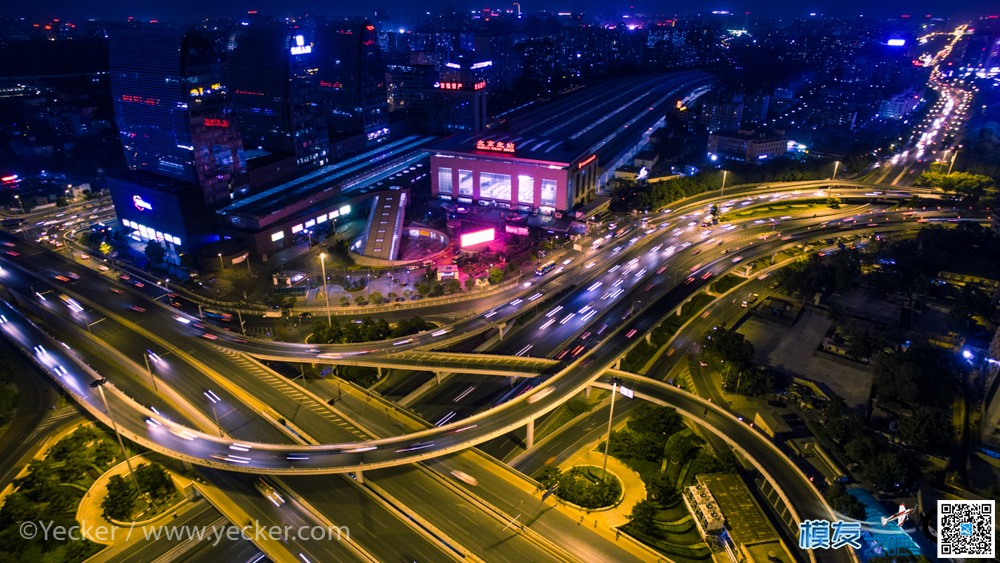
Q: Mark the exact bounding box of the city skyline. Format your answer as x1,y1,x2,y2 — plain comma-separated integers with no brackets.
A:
0,3,996,562
2,0,998,23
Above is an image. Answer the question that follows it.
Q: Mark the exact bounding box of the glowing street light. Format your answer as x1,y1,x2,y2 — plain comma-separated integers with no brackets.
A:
320,252,331,325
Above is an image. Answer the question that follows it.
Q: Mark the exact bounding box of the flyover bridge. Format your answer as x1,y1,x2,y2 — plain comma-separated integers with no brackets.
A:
247,349,562,377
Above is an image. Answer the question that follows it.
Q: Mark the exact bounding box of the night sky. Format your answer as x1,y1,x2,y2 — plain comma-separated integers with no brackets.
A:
1,0,997,23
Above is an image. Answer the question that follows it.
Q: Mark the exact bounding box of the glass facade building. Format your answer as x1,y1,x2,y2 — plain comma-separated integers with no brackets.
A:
315,21,389,145
109,28,248,207
226,25,329,170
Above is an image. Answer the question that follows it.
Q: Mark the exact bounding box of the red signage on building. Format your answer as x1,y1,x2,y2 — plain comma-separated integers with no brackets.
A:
204,118,230,128
578,154,597,169
120,94,159,106
435,82,464,90
473,81,486,90
475,140,516,153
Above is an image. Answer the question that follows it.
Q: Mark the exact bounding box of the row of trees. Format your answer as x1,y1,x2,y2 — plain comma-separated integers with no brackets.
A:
914,170,995,201
820,397,922,492
101,463,175,521
0,425,115,561
613,158,854,213
310,317,435,344
779,248,862,296
0,355,19,426
699,327,775,396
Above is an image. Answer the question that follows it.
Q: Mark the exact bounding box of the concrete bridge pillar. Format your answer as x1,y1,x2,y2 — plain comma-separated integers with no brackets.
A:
526,419,535,449
354,470,364,484
644,332,651,345
497,322,508,340
377,366,383,379
585,386,591,399
613,358,621,370
435,371,444,384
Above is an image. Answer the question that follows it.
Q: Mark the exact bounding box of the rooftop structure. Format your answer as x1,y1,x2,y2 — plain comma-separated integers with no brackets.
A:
428,71,713,216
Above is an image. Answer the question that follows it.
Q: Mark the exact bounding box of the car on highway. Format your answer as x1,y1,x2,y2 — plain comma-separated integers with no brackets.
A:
255,478,286,506
450,470,479,486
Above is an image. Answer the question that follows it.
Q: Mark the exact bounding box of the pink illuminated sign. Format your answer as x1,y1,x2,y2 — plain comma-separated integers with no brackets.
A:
460,228,496,247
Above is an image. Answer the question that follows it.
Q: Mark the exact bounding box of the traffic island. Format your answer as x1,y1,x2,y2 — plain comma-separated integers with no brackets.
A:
537,463,626,512
75,455,194,547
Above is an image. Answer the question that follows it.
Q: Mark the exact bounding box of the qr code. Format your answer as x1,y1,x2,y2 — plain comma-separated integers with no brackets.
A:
938,500,995,559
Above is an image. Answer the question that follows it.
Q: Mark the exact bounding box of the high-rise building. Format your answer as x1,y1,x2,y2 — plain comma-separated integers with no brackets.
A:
700,97,743,133
109,28,247,207
425,54,489,134
315,21,389,147
226,25,329,171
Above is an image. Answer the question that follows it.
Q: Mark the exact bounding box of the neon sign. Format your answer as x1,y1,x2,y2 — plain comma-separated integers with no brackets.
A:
290,34,312,55
473,81,486,90
471,61,493,69
460,228,495,247
434,82,464,90
475,140,515,153
120,94,159,106
132,195,153,211
578,154,597,168
204,118,230,127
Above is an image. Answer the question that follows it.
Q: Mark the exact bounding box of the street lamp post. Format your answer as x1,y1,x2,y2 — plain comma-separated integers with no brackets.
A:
601,376,623,483
90,379,144,495
320,253,331,325
211,404,222,437
947,149,959,175
720,170,728,198
832,160,840,182
217,253,224,270
13,194,24,214
244,256,252,278
142,352,158,391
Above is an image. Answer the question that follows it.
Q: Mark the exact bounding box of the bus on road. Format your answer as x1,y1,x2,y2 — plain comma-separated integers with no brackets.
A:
535,260,557,276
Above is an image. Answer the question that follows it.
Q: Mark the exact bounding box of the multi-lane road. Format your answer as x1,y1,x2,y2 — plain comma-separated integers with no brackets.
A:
1,183,978,563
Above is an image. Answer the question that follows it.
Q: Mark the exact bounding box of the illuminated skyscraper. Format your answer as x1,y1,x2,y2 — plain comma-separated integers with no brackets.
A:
315,20,389,146
109,28,247,206
226,25,329,170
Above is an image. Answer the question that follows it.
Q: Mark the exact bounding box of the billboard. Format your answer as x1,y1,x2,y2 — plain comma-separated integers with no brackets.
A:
505,224,529,236
460,228,495,247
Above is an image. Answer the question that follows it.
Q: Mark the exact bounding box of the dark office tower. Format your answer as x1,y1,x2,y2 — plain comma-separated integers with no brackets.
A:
109,28,247,206
316,21,389,146
226,25,329,170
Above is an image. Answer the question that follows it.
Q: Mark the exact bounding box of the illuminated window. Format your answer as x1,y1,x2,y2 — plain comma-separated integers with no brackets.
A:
305,219,316,228
271,231,285,242
517,175,534,205
541,179,557,207
291,224,303,234
458,169,474,196
480,172,511,202
316,214,327,224
438,167,453,194
339,205,350,215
